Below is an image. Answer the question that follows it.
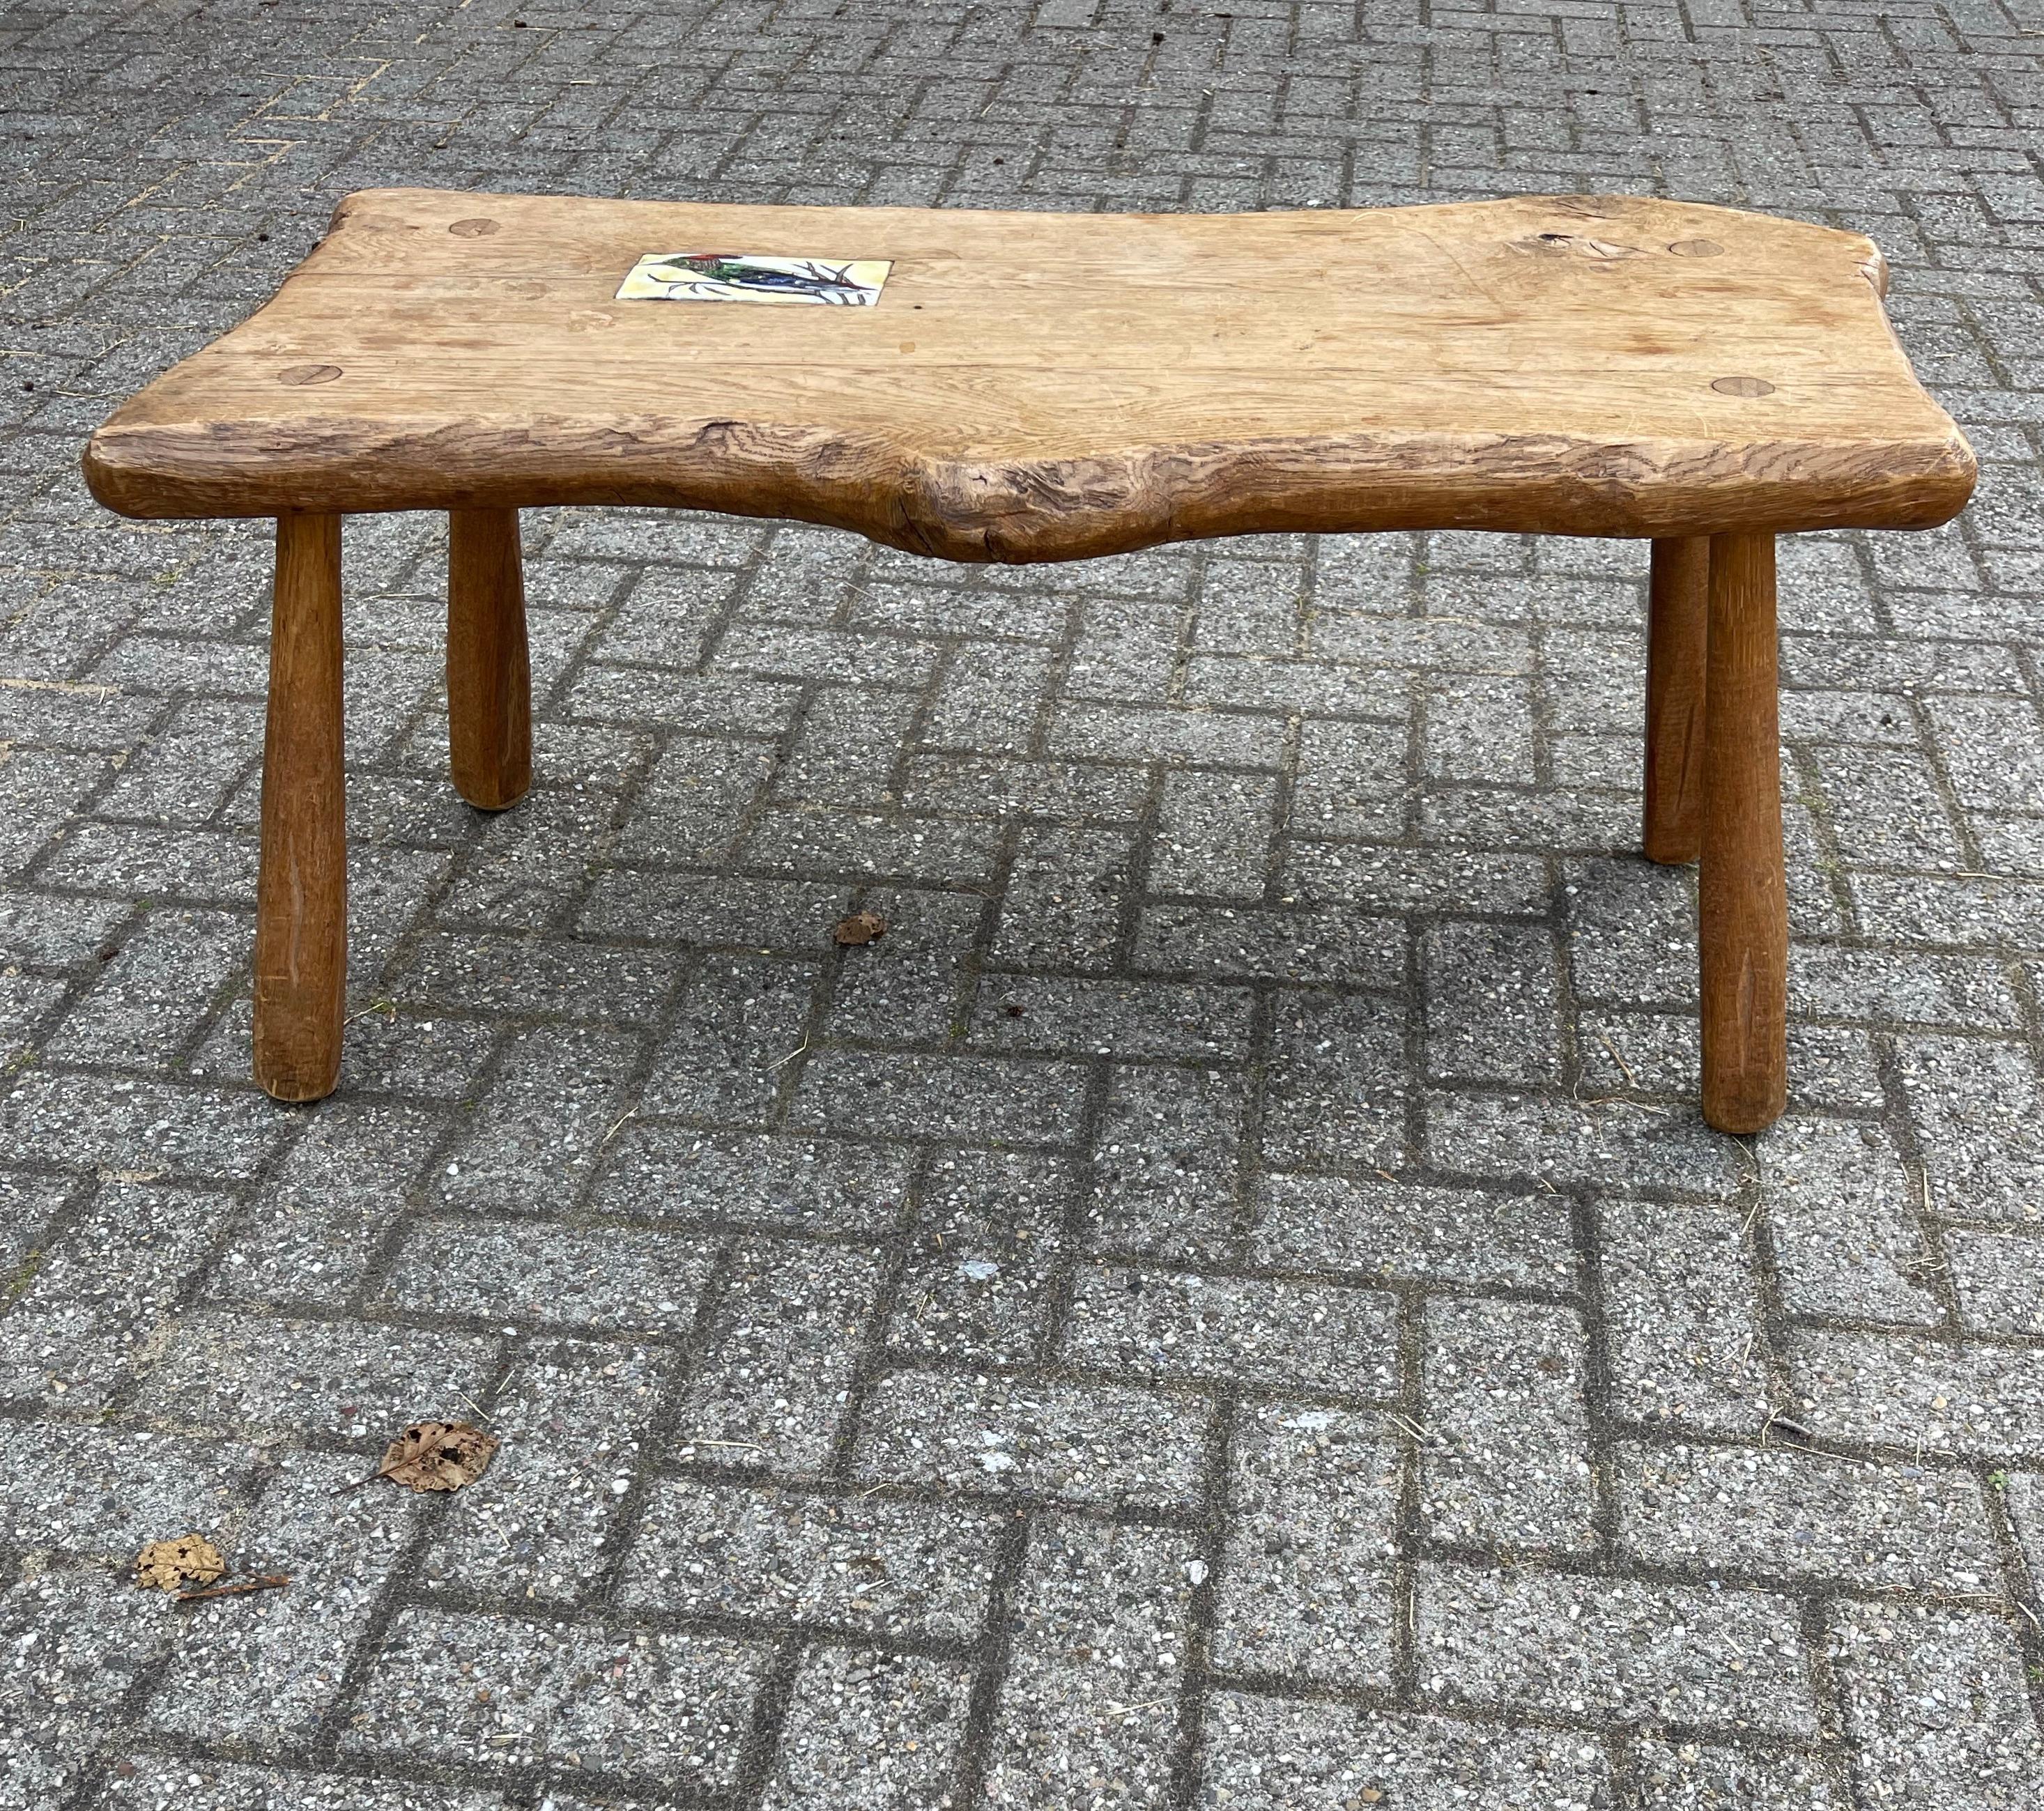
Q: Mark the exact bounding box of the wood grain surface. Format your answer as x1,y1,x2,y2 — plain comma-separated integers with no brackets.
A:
252,513,346,1102
447,507,531,810
84,189,1973,558
1699,530,1788,1134
1644,535,1709,864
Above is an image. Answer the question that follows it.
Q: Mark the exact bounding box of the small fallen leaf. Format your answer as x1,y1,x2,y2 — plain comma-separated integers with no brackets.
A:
135,1534,224,1593
833,909,886,947
375,1419,499,1493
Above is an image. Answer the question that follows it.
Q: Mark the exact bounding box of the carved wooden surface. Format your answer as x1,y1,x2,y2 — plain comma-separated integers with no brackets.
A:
252,511,346,1102
84,188,1974,560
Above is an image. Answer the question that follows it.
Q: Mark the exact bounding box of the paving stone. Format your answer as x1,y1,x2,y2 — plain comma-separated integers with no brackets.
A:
0,1421,255,1559
824,886,983,1046
983,1515,1194,1807
772,688,926,806
1137,900,1405,989
397,932,680,1025
422,1339,671,1603
1198,1693,1612,1810
1252,1174,1576,1290
1086,1064,1245,1264
790,1051,1090,1147
1598,1199,1772,1435
1898,1035,2044,1222
1420,1564,1817,1735
1813,743,1966,866
925,642,1054,755
0,1171,74,1277
579,870,848,949
0,1071,287,1179
1151,768,1277,899
1063,596,1185,702
1211,1403,1399,1687
1429,1093,1746,1197
1946,1228,2044,1335
1829,1601,2044,1808
1788,1328,2044,1459
1792,946,2023,1033
989,824,1139,971
1425,918,1565,1086
620,1478,1002,1642
1761,1116,1942,1326
901,753,1145,821
135,1310,500,1438
1576,1010,1889,1115
1421,1297,1596,1552
1261,989,1408,1171
2006,1471,2044,1593
671,1236,886,1475
1062,1264,1399,1398
1,1569,178,1811
0,1178,226,1410
291,1007,497,1101
760,1644,976,1810
1617,1440,1998,1593
1287,718,1409,838
87,1758,512,1810
343,1609,770,1786
852,1371,1211,1511
40,905,244,1065
1628,1739,1847,1811
0,889,128,969
209,1100,447,1308
887,1148,1071,1365
375,1217,719,1334
1565,856,1698,1008
437,787,620,932
608,736,775,865
743,809,1001,888
435,1024,643,1215
591,1128,913,1235
972,976,1256,1063
146,1449,429,1748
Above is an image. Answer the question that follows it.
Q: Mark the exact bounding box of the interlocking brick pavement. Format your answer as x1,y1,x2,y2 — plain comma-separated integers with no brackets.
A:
3,0,2044,1805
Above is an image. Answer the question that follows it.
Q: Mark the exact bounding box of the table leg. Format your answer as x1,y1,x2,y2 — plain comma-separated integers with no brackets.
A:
1700,530,1788,1134
447,507,531,810
1644,536,1707,864
254,512,347,1102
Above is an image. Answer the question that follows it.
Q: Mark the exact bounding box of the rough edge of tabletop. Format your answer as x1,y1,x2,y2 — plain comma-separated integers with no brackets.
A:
82,415,1976,560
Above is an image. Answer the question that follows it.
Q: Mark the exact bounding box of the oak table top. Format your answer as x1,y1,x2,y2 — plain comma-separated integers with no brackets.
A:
84,187,1974,560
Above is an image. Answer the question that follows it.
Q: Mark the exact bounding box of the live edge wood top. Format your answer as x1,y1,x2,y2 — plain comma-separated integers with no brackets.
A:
84,188,1975,562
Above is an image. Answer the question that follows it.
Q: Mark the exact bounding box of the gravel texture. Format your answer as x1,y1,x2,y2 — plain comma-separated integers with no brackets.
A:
3,0,2043,1804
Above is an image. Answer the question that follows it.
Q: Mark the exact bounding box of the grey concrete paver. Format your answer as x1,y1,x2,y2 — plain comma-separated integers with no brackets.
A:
3,0,2044,1803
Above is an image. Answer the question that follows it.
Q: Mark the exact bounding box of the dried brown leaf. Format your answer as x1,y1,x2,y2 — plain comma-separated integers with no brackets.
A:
135,1533,224,1592
376,1419,499,1493
833,909,887,947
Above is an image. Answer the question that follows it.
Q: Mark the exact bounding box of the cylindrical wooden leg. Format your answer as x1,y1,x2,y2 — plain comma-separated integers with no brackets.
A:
447,507,531,810
254,513,347,1102
1645,535,1708,864
1700,531,1788,1134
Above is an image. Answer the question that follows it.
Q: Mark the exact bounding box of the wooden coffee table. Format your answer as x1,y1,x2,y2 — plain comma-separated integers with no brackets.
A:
84,188,1974,1132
